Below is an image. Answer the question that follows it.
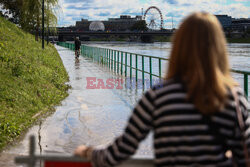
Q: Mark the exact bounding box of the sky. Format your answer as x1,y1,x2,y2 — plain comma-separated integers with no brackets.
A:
57,0,250,28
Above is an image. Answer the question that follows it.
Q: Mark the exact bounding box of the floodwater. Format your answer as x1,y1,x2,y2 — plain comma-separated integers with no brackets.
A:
0,42,249,167
85,42,250,99
85,42,250,71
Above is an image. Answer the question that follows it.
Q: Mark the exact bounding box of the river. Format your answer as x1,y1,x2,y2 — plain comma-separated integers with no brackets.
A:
85,41,250,99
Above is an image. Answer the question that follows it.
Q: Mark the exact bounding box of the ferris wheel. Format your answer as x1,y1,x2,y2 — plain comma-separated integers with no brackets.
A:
144,6,164,30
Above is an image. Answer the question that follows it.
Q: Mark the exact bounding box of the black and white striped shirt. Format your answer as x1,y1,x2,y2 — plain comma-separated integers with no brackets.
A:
91,79,250,167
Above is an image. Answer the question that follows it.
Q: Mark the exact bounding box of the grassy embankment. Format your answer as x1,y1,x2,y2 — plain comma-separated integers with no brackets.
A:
0,16,69,151
227,38,250,43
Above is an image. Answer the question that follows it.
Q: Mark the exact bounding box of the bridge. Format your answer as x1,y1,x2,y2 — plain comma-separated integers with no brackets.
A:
58,31,172,36
57,31,173,42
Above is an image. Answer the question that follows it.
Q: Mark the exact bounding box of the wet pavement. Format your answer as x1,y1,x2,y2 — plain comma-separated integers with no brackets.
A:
0,45,153,167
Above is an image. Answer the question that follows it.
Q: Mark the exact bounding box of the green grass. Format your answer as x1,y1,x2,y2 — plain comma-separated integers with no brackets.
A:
0,16,69,151
226,37,250,43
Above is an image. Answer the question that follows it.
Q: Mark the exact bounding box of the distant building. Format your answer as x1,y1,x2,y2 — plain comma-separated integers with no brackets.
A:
75,15,143,31
231,18,250,31
75,19,90,31
215,15,232,29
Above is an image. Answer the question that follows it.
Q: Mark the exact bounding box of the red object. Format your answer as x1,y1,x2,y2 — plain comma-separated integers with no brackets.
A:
44,161,92,167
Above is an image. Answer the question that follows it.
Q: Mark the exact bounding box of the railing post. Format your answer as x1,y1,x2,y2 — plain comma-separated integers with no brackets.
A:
98,48,100,64
244,74,248,98
114,50,117,73
28,136,35,167
105,48,107,65
111,50,113,71
149,57,152,88
87,46,89,57
106,49,108,67
159,59,162,79
121,52,123,75
95,48,97,62
149,57,153,87
136,54,138,83
101,48,102,64
130,53,132,80
142,56,145,88
98,48,102,64
97,48,99,63
104,48,106,65
125,53,127,77
117,51,120,74
87,46,88,57
92,47,94,61
95,47,96,61
109,49,110,69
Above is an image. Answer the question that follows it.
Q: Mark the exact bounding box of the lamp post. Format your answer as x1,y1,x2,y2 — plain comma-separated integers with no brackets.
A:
42,0,45,49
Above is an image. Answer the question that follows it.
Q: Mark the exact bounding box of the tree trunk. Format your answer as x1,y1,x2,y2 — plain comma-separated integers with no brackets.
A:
35,27,39,41
47,28,49,45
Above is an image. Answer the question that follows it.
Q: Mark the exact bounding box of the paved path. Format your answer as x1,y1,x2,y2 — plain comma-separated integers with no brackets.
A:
0,45,153,167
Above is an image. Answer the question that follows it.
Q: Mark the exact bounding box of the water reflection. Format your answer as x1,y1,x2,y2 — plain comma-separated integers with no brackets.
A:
75,58,80,69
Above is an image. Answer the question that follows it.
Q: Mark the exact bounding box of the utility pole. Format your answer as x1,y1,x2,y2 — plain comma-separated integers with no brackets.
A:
47,27,49,45
42,0,45,49
141,8,144,19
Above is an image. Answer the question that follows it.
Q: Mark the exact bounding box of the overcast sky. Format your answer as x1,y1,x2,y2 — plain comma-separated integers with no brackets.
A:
57,0,250,28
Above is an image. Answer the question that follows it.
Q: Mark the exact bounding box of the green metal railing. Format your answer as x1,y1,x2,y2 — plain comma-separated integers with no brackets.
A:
15,135,154,167
57,42,250,99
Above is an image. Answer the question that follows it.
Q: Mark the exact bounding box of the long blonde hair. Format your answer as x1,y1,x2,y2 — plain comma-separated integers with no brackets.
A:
166,12,237,114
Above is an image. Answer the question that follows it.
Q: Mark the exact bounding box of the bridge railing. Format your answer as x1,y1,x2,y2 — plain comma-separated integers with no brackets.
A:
57,42,249,99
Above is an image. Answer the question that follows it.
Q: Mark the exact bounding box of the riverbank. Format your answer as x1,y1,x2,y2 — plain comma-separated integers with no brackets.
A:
153,36,250,43
87,36,250,43
0,16,69,151
227,38,250,43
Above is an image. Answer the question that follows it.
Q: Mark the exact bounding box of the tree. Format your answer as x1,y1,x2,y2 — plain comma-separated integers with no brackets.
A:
45,0,58,43
0,0,22,23
21,0,59,41
0,0,59,41
130,20,148,31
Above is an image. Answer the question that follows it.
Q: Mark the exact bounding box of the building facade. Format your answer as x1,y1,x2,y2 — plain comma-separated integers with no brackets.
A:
75,15,143,31
231,18,250,31
215,15,232,29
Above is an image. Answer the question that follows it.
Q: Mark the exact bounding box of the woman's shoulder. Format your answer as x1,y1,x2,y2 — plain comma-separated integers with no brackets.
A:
227,87,249,111
221,87,249,122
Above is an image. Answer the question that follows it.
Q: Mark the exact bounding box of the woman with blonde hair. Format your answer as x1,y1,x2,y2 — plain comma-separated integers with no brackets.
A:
75,12,250,166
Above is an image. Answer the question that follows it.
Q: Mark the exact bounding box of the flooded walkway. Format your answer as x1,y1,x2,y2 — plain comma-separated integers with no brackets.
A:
0,45,153,167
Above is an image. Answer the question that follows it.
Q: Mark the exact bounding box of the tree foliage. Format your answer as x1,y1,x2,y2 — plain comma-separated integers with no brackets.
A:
0,0,22,23
0,0,59,39
130,20,148,31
